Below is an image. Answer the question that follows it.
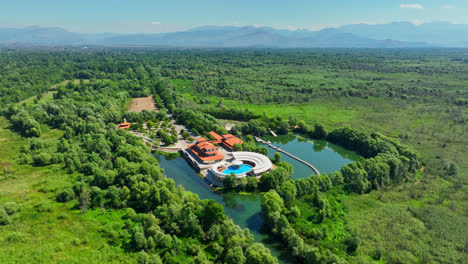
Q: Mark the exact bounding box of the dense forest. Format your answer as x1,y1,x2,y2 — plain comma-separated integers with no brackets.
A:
0,48,467,264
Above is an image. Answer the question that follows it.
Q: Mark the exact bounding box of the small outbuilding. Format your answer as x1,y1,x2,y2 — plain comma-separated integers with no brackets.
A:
117,122,131,129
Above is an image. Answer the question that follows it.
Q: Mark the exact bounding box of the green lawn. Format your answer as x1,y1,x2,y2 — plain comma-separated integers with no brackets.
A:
18,91,57,106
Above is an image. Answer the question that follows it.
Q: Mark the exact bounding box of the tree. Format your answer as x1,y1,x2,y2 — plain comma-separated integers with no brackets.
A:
192,252,211,264
217,98,224,108
133,231,147,250
277,121,290,135
446,162,459,176
279,180,297,207
79,187,91,213
56,188,76,203
137,251,149,264
245,243,278,264
33,152,53,166
246,177,258,191
297,120,309,133
224,246,246,264
273,152,282,164
311,123,327,139
206,224,220,241
238,177,248,192
341,163,370,194
261,190,284,217
223,172,238,190
344,229,360,253
259,167,290,191
146,120,154,130
201,199,225,230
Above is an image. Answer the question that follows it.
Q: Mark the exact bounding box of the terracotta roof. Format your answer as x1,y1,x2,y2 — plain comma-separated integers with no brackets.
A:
197,142,217,150
188,144,224,161
223,134,235,139
118,122,131,129
223,137,244,149
209,131,223,140
195,137,207,143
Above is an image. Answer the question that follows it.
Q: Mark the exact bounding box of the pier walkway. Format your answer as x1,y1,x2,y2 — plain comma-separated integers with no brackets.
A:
255,137,320,175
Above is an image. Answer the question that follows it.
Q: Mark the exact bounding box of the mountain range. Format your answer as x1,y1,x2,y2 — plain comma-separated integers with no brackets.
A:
1,22,468,48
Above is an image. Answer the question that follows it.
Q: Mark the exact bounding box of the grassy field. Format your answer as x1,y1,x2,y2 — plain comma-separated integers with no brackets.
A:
18,91,57,106
171,77,468,263
0,116,135,263
172,76,467,171
344,185,468,264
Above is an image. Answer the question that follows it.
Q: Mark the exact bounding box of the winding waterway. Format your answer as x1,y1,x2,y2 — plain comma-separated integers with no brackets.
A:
154,134,360,263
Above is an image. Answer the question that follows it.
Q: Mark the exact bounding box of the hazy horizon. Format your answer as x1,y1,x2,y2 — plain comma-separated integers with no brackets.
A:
2,20,468,35
1,1,467,34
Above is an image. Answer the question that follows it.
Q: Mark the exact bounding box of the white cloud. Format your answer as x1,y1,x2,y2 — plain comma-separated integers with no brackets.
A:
151,21,161,25
400,4,424,10
410,19,423,25
441,5,456,9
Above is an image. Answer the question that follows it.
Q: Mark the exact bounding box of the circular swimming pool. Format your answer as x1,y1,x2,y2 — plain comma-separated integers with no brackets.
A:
222,164,253,175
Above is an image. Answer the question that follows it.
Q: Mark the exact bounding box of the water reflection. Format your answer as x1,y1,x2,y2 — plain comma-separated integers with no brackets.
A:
155,134,360,264
258,135,360,180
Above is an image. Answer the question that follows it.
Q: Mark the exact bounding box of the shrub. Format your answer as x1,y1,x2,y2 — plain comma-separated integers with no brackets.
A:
0,208,10,225
57,212,70,220
223,172,237,190
3,202,20,215
137,251,149,264
71,238,82,246
56,188,76,203
34,200,53,212
33,152,53,166
18,153,31,164
5,232,25,243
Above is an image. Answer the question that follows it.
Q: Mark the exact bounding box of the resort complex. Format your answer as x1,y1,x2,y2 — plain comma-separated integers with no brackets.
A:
208,152,273,185
187,138,225,164
182,131,273,187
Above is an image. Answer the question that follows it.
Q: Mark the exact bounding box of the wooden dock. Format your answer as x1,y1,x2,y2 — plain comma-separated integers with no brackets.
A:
255,137,320,175
268,129,278,137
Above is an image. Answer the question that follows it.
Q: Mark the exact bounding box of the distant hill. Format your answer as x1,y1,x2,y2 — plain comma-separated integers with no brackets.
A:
337,22,468,47
0,26,88,45
0,24,442,48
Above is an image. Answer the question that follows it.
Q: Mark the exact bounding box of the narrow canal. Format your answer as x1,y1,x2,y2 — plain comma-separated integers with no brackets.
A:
154,134,360,263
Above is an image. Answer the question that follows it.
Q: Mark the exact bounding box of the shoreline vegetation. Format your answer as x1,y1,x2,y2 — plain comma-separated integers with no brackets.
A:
0,48,466,264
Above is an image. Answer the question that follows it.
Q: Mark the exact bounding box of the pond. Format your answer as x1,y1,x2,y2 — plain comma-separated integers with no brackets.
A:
257,134,361,179
154,134,360,263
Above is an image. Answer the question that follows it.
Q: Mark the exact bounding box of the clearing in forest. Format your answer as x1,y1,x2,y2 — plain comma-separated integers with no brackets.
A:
127,96,157,112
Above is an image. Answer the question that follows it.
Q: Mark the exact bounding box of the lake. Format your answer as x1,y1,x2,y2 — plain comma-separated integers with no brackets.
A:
154,134,360,263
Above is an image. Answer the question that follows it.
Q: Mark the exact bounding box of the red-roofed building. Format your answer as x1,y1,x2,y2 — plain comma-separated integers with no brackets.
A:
188,140,224,164
208,131,223,144
195,137,207,143
222,136,244,150
117,122,131,130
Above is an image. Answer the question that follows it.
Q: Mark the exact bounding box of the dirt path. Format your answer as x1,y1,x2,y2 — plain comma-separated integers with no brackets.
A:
128,96,158,112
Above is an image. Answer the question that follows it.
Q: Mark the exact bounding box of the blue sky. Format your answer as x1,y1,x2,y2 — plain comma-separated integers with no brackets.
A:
1,0,467,33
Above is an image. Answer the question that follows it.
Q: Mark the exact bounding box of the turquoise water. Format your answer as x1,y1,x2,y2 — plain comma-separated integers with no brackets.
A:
222,164,253,175
154,134,360,263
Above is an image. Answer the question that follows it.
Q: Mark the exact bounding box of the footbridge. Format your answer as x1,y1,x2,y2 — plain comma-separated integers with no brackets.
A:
255,137,320,175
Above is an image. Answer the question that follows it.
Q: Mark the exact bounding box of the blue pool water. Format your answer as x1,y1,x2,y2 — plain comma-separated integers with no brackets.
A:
222,164,253,175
